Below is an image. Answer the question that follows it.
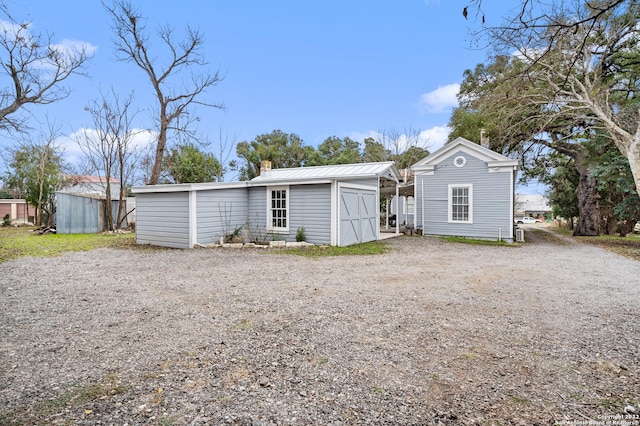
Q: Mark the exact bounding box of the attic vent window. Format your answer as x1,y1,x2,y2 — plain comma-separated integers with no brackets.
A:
454,155,467,168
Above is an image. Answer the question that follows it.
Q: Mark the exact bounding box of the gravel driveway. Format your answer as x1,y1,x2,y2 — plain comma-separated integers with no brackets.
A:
1,230,639,425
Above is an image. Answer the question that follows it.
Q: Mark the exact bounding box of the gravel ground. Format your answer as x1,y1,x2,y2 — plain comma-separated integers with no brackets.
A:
1,228,639,425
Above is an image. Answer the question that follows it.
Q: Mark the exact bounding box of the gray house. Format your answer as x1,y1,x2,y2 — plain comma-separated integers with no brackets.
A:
132,161,401,248
411,137,518,243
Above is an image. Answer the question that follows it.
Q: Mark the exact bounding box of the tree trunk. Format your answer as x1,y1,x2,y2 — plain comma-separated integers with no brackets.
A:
104,179,113,231
148,115,168,185
626,139,640,205
573,168,600,236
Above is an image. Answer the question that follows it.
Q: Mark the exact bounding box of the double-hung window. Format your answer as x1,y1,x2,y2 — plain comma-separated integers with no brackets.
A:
448,184,472,223
267,186,289,232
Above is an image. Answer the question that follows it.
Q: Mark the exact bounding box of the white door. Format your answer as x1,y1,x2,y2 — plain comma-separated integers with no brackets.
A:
339,187,378,246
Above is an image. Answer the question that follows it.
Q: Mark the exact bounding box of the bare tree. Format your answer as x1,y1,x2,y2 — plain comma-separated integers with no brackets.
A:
0,4,91,132
215,127,238,182
465,0,631,75
76,88,140,230
376,126,430,168
104,0,224,185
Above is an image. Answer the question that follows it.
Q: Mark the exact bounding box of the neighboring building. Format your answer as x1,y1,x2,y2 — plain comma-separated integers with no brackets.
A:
55,175,132,234
515,194,551,221
411,137,518,243
132,161,401,248
60,175,121,197
0,199,33,224
56,193,126,234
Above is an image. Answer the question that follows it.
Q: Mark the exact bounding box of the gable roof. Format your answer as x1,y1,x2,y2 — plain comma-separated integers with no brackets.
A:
411,137,518,172
250,161,401,184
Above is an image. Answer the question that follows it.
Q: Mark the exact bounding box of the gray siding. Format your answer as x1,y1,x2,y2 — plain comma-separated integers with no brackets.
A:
289,184,331,244
196,188,248,245
247,184,332,245
415,151,513,242
247,187,268,243
136,192,190,248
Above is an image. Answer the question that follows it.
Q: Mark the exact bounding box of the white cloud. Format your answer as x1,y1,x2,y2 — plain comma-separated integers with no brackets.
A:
52,38,98,58
418,126,450,152
419,83,460,113
59,128,157,168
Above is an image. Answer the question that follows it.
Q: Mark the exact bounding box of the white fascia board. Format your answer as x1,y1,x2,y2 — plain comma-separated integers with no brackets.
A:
248,178,333,187
132,181,249,194
487,160,519,169
411,165,436,173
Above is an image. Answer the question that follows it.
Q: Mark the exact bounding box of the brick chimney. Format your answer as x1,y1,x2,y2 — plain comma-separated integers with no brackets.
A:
480,129,490,149
260,160,272,176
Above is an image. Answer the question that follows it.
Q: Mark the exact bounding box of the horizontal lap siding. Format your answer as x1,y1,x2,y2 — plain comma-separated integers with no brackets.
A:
247,188,267,242
289,184,331,244
196,188,248,245
136,192,190,248
417,152,513,242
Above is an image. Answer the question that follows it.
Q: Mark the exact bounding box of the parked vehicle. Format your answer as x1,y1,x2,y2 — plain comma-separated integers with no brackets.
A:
516,217,542,224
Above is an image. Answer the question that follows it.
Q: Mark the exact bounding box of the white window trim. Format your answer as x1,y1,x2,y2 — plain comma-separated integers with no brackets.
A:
406,196,415,215
448,184,473,224
266,185,290,233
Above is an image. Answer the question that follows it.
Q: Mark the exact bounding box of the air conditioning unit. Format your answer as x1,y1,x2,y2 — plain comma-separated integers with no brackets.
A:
515,228,525,243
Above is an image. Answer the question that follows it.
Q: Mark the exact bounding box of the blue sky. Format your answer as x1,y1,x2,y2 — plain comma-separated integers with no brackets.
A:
2,0,541,191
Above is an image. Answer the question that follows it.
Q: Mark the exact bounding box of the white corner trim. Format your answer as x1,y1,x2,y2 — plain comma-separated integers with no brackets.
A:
188,190,197,248
330,180,338,246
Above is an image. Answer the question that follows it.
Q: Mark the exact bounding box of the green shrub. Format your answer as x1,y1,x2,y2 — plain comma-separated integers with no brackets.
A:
296,226,306,242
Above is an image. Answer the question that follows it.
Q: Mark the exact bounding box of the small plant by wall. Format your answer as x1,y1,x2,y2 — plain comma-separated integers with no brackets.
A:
296,226,306,242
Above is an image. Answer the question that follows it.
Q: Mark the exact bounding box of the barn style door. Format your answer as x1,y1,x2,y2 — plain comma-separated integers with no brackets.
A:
339,187,378,246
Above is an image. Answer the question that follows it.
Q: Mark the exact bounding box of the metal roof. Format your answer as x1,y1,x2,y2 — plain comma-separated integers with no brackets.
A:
250,161,400,183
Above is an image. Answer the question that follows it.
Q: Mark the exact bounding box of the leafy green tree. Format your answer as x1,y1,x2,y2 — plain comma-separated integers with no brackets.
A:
362,138,388,163
538,153,580,230
450,53,606,236
2,130,66,225
395,145,430,170
163,143,222,184
592,149,640,236
235,130,311,180
476,1,640,213
306,136,362,166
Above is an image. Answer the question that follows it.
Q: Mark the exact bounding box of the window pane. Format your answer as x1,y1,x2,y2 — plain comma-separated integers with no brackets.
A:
451,187,470,222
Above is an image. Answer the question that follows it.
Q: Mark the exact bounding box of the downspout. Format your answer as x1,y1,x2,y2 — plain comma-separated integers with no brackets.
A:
421,177,425,232
395,184,400,235
385,197,389,230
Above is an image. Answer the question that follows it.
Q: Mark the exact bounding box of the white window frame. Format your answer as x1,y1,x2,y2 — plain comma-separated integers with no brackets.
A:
406,196,415,215
266,186,290,233
448,184,473,224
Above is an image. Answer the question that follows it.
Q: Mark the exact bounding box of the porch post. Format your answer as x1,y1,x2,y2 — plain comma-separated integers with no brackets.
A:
395,185,400,235
385,197,389,230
